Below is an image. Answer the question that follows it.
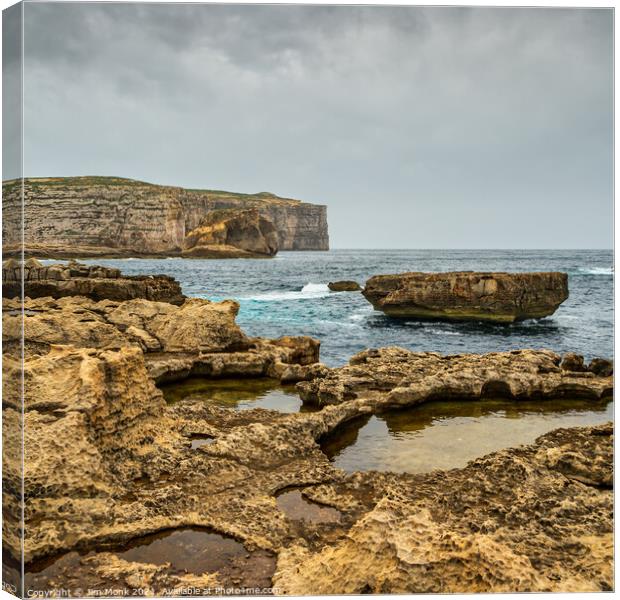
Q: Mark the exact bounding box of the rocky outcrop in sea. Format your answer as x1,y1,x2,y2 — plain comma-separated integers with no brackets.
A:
362,271,569,322
328,280,361,292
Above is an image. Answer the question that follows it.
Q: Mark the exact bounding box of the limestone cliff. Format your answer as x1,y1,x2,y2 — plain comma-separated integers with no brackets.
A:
2,177,329,257
182,208,279,258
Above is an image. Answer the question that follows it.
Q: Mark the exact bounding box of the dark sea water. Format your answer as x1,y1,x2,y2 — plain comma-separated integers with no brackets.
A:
49,249,613,367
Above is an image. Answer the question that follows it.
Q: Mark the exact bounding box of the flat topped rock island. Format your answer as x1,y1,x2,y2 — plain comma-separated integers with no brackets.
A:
362,271,569,322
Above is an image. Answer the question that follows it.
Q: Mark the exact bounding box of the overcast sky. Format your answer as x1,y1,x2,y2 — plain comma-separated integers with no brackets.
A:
4,3,614,248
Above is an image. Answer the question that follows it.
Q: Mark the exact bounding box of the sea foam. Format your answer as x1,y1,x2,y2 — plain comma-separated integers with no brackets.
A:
577,267,613,276
245,282,331,302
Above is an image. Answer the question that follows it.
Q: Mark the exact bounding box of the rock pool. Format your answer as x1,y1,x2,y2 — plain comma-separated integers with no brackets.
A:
159,377,310,413
321,398,613,473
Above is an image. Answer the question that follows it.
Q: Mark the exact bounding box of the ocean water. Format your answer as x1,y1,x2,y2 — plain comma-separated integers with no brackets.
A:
47,249,613,367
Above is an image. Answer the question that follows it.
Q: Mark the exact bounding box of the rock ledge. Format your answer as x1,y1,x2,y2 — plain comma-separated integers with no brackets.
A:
2,259,185,305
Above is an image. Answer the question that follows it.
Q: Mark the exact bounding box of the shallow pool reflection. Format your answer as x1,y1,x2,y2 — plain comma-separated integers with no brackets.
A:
160,377,312,413
320,398,613,474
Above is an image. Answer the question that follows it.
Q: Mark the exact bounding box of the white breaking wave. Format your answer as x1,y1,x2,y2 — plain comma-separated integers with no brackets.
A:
429,329,462,336
577,267,613,276
349,308,373,322
301,282,330,293
245,282,331,302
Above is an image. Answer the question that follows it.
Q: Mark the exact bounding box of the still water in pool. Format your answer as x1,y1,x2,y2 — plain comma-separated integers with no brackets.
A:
160,377,307,412
25,528,276,596
321,397,613,474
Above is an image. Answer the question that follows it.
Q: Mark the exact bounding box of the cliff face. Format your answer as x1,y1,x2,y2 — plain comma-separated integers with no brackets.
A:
182,208,279,258
2,177,329,257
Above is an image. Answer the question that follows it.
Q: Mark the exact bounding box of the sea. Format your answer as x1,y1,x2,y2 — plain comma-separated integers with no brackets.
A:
52,249,613,367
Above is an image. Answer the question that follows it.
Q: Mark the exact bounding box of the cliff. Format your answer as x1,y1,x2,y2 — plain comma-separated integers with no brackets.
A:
182,208,279,258
2,176,329,257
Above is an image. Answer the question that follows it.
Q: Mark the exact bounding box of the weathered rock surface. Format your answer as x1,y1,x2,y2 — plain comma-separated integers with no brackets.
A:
363,271,569,322
558,353,614,377
560,352,587,372
2,259,185,304
274,423,613,594
328,281,361,292
588,357,614,377
297,346,612,407
3,296,321,384
2,177,329,257
2,334,612,593
182,208,279,258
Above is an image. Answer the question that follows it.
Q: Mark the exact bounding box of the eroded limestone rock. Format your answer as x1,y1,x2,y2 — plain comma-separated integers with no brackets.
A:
182,208,279,258
3,296,321,384
297,347,612,407
274,423,613,594
4,339,612,593
362,271,569,322
2,293,613,594
3,259,185,304
588,357,614,377
2,177,329,257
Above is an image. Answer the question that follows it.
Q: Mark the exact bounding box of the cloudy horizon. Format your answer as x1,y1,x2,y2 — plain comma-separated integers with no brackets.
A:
3,3,614,249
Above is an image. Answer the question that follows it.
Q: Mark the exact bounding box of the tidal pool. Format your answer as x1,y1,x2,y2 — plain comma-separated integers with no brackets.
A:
276,489,342,523
115,528,245,574
25,528,275,596
159,377,310,413
320,398,613,474
189,434,215,449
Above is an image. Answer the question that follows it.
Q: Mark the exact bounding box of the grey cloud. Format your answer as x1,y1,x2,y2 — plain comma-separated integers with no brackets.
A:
3,3,22,180
11,3,614,248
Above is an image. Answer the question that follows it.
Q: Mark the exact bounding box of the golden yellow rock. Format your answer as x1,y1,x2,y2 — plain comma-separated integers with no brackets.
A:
362,271,569,322
182,208,279,258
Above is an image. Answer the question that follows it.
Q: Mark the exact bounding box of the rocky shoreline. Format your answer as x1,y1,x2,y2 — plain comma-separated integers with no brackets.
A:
3,259,186,304
2,262,614,595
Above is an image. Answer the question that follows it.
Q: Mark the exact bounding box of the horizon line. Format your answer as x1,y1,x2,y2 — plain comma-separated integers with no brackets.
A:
326,247,613,251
